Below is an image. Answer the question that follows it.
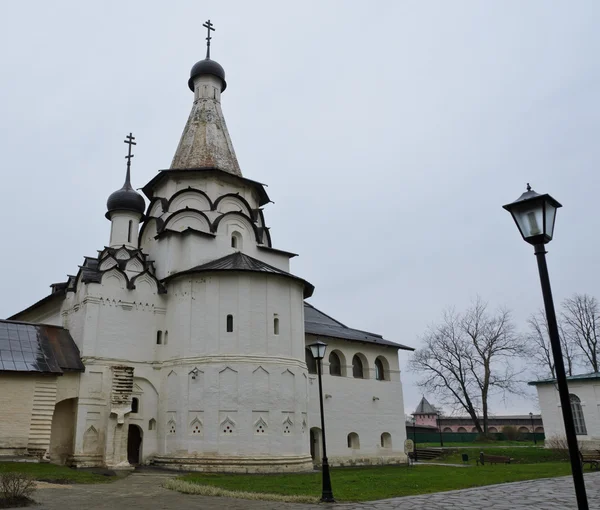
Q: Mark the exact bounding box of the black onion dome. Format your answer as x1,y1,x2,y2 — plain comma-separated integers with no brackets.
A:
106,183,145,218
188,58,227,92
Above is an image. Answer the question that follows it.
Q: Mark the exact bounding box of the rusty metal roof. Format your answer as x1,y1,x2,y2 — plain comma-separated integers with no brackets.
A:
0,320,84,374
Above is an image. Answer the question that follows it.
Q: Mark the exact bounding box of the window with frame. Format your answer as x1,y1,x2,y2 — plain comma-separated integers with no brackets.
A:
131,397,139,414
226,314,234,333
274,317,280,335
375,358,385,381
329,351,341,376
352,355,364,379
156,331,162,345
570,394,587,435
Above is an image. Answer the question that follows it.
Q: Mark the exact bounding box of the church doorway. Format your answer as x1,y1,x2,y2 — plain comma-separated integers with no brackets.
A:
127,425,143,465
310,427,322,463
49,398,76,465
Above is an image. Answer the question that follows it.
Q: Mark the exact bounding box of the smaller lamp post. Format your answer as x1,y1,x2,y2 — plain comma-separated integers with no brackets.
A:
308,340,335,503
529,412,537,445
411,415,418,462
437,412,444,447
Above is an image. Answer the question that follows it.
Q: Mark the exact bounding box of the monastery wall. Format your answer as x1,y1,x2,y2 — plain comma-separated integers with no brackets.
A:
306,336,408,466
0,373,37,455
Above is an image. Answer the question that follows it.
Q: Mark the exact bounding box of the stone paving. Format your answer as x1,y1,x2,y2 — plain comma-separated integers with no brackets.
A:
33,470,600,510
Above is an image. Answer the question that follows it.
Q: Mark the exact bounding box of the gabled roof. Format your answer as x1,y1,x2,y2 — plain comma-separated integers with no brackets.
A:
529,372,600,385
0,320,84,374
303,302,413,350
163,252,314,298
414,396,437,415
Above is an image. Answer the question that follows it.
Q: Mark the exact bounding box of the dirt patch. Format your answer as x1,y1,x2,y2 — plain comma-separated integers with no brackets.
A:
34,481,72,490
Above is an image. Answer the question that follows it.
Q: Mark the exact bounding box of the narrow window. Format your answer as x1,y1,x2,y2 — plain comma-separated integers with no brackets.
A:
375,358,385,381
274,317,280,335
352,355,364,379
347,432,360,449
156,331,162,345
164,331,168,345
231,235,237,248
381,432,392,448
128,220,133,243
329,352,341,376
305,348,317,375
226,314,234,332
570,394,587,435
148,419,156,430
131,397,139,413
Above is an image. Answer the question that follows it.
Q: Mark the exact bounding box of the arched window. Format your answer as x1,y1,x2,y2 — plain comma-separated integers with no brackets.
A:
131,397,139,414
375,358,385,381
305,348,317,374
471,427,478,433
274,317,280,335
148,418,156,431
164,331,168,345
518,426,530,433
128,220,133,243
226,314,234,332
570,394,587,435
156,331,162,345
380,432,392,448
347,432,360,449
443,427,453,433
488,427,498,433
457,427,467,433
352,355,364,379
231,231,242,250
329,352,341,376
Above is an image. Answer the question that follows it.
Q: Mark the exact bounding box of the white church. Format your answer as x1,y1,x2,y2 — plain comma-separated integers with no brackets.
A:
0,30,412,472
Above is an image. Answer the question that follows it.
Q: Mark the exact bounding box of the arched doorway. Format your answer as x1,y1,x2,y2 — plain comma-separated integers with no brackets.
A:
49,398,77,465
127,425,142,465
310,427,322,463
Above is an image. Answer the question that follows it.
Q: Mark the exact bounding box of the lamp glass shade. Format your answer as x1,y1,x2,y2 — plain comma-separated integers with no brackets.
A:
308,340,327,360
503,188,561,245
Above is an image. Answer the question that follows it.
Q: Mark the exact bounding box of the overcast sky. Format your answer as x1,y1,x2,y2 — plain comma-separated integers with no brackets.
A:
1,1,599,416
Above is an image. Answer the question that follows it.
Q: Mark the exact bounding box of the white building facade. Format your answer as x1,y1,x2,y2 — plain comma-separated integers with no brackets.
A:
7,44,411,472
532,373,600,449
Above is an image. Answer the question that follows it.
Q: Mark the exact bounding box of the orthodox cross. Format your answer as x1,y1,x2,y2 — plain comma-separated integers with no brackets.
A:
203,19,215,59
123,132,136,187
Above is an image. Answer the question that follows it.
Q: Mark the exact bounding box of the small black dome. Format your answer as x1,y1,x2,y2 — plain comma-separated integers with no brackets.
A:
106,185,145,218
188,58,227,92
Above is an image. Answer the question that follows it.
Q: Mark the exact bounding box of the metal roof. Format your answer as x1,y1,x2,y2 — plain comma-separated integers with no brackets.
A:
304,302,413,350
164,252,314,298
414,396,437,414
528,372,600,385
0,320,84,374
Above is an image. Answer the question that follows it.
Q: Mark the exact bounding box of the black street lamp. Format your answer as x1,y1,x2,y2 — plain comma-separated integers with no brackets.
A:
437,412,444,447
529,412,537,445
308,340,335,503
411,415,418,462
504,185,588,510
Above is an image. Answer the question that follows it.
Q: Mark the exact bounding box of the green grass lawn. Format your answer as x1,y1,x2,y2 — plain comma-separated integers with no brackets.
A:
419,440,543,447
179,459,573,502
440,446,565,464
0,462,116,484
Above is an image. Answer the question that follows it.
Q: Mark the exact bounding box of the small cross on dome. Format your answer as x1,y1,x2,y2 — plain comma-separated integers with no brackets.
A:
203,19,215,59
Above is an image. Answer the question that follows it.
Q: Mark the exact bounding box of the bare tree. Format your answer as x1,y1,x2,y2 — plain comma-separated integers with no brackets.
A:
527,310,576,378
410,298,525,434
562,294,599,373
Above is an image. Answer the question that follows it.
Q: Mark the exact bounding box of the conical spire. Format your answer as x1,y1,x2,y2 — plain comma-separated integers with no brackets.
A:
170,21,241,176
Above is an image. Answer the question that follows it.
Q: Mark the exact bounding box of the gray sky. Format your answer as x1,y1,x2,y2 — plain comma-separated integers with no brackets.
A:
1,1,599,416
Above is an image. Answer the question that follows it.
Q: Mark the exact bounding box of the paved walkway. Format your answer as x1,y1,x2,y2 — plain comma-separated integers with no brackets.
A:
33,470,600,510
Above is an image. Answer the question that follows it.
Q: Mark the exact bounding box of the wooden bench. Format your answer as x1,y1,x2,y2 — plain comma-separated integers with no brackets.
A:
476,452,513,466
580,451,600,470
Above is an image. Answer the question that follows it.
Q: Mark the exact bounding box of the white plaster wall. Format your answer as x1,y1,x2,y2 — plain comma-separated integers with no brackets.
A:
537,382,600,445
109,211,142,249
306,336,407,465
0,374,36,453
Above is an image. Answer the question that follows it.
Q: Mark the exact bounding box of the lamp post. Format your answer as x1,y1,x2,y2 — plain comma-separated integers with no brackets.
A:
437,412,444,447
529,412,537,445
503,184,588,510
411,415,418,462
308,340,335,503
